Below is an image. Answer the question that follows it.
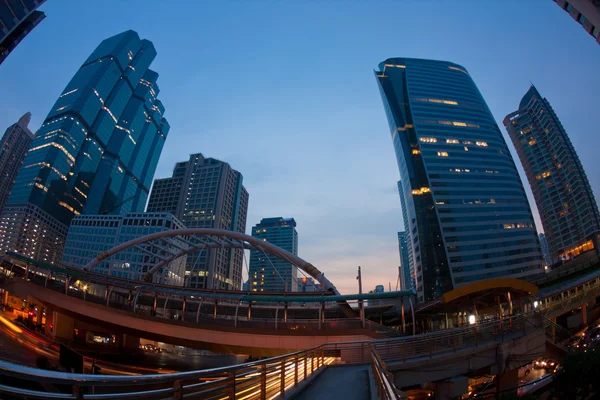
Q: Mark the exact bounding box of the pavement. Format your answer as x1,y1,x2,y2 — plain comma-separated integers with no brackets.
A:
294,364,371,400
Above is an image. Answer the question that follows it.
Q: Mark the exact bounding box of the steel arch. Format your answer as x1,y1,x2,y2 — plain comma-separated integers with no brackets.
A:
83,228,340,294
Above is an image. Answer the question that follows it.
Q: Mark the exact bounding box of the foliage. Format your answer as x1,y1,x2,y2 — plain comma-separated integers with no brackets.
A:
550,340,600,399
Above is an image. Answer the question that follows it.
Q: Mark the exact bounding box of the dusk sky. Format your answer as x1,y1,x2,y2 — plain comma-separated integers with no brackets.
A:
1,1,599,294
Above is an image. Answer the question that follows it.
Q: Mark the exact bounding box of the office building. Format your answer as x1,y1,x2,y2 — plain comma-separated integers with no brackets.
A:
504,86,600,262
62,212,186,286
0,31,169,263
539,233,552,267
554,0,600,44
297,277,321,292
147,154,249,290
249,217,298,292
375,58,542,302
0,113,35,212
397,231,412,290
0,0,46,64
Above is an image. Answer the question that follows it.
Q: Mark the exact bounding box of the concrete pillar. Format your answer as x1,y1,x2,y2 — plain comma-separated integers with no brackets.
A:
284,303,288,322
51,311,75,340
496,368,519,398
121,334,140,351
36,307,43,325
434,376,468,399
582,303,588,325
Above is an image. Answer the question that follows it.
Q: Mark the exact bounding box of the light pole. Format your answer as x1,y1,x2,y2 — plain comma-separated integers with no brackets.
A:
357,266,364,327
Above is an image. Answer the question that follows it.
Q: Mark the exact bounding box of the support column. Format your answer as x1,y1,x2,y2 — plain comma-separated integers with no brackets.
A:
401,298,406,333
495,368,519,398
582,303,588,325
247,301,252,321
121,334,140,351
50,310,75,340
284,302,288,322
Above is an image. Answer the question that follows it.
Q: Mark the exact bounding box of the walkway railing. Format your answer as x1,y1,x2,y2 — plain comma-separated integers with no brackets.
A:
1,263,404,338
373,313,543,363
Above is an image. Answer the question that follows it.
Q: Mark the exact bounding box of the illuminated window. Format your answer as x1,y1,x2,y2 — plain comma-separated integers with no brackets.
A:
33,183,48,192
452,121,467,127
437,152,449,157
464,147,469,151
467,123,480,128
438,120,452,125
412,187,430,195
28,143,75,163
446,139,459,144
542,171,551,178
419,137,437,143
448,66,469,74
462,140,473,145
58,202,80,215
412,149,420,155
59,88,78,98
504,224,515,229
476,141,488,147
55,105,68,112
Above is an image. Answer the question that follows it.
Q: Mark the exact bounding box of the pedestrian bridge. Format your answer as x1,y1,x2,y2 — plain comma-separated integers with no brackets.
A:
0,313,546,399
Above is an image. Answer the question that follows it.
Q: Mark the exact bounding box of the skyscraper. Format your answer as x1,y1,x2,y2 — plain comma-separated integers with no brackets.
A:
397,231,412,291
554,0,600,45
0,30,169,263
504,86,600,263
0,113,34,212
147,154,249,290
249,217,298,292
539,233,552,267
62,212,186,286
0,0,46,64
375,58,543,302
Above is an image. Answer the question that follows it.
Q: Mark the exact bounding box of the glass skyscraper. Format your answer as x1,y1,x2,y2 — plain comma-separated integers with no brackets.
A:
554,0,600,45
62,212,186,286
0,0,46,64
249,217,298,292
504,86,600,263
0,113,35,212
397,231,412,291
147,154,249,290
0,30,168,263
375,58,542,302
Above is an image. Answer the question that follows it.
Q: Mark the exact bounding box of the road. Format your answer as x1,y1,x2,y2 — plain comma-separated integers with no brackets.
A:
0,311,244,375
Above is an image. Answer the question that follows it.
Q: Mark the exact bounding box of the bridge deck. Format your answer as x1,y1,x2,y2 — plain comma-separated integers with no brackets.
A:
294,365,372,400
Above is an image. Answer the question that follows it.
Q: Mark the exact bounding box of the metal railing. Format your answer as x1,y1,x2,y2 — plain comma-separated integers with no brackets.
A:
0,347,332,399
2,265,403,338
372,313,543,363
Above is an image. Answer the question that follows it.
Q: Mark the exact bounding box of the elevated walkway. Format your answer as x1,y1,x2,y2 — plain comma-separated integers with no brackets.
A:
293,365,373,400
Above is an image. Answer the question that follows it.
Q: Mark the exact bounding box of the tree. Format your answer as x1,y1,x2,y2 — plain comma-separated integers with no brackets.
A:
550,340,600,399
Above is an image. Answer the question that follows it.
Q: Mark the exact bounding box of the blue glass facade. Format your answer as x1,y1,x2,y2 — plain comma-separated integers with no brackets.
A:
376,58,542,302
249,217,298,292
7,30,168,223
0,0,46,64
397,231,412,291
0,31,168,264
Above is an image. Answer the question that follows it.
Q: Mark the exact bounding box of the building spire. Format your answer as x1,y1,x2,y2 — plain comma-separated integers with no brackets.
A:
17,112,31,129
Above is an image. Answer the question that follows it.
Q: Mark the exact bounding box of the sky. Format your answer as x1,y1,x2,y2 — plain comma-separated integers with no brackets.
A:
1,1,599,294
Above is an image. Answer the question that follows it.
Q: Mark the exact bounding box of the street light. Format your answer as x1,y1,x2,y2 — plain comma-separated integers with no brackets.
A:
468,315,476,325
534,301,539,309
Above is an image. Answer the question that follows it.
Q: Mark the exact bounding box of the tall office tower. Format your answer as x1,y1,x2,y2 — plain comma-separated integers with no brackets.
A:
504,86,600,263
554,0,600,45
0,0,46,64
62,212,186,286
0,31,169,264
397,231,412,291
0,113,35,212
539,233,552,267
375,58,543,302
297,277,321,292
147,154,249,290
249,217,298,292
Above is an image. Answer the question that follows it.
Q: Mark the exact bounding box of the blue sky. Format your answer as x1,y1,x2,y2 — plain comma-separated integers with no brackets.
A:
1,1,599,294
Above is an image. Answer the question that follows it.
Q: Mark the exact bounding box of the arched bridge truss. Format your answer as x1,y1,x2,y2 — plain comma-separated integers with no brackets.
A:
84,228,340,295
